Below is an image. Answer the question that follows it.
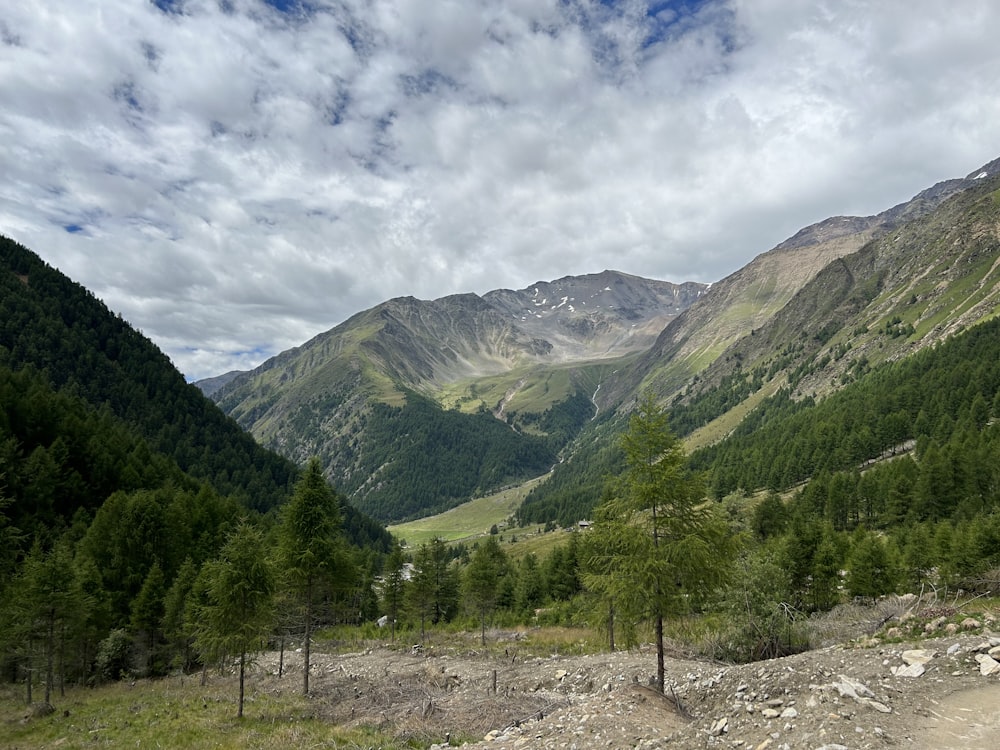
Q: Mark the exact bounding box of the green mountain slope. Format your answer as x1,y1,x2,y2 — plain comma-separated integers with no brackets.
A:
516,160,1000,525
602,159,1000,409
689,315,1000,506
0,235,391,550
0,236,294,512
208,272,702,522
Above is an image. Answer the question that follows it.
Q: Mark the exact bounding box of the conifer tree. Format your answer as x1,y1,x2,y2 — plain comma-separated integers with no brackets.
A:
196,520,274,718
277,458,342,696
584,394,733,693
162,558,199,672
463,536,509,645
408,538,458,641
380,542,407,642
16,539,80,704
130,561,166,676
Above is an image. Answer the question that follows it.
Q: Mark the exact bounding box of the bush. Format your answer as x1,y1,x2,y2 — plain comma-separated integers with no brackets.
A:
715,549,809,662
94,628,133,683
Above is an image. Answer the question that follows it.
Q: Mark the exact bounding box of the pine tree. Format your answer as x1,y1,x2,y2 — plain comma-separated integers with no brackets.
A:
16,539,81,704
130,561,166,677
380,542,407,642
846,531,897,600
162,558,199,672
407,538,458,642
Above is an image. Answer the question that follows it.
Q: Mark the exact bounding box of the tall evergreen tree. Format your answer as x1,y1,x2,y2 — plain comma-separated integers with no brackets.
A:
846,530,898,600
130,561,166,676
277,457,343,696
161,557,200,672
15,539,81,704
407,538,459,642
585,394,734,693
196,520,275,718
463,536,509,645
380,542,407,642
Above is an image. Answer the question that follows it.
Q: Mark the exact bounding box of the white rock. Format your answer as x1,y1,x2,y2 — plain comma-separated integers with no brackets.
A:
780,707,798,719
901,649,936,666
891,663,926,678
974,654,1000,676
710,717,728,736
833,675,874,699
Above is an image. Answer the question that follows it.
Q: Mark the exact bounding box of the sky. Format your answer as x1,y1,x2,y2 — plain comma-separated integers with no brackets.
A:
3,1,1000,381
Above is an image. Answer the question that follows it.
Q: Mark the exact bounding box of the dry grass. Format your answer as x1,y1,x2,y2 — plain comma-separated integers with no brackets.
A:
0,670,404,750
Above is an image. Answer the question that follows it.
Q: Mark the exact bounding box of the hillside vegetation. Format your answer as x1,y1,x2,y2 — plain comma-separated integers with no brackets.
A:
3,159,1000,747
208,273,701,522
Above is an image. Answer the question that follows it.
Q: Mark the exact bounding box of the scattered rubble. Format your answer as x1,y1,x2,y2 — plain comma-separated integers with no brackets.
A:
254,619,1000,749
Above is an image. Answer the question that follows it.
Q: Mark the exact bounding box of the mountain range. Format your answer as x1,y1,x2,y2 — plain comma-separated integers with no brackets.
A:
201,157,1000,524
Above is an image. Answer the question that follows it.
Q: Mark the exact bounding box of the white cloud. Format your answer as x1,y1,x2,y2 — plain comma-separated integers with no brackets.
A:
2,0,1000,380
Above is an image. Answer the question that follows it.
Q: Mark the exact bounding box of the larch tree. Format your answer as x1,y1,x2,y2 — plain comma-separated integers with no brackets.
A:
196,520,274,718
130,561,166,677
277,457,342,696
463,536,509,645
380,542,407,643
584,394,734,694
16,538,80,705
408,537,459,642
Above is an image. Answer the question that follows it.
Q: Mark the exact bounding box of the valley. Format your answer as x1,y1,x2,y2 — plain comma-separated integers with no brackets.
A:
3,157,1000,750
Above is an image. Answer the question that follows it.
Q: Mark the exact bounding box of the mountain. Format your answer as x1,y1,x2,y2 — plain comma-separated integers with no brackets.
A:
517,158,1000,523
0,235,392,550
663,159,1000,416
204,272,705,522
194,370,244,397
207,157,1000,526
600,158,1000,408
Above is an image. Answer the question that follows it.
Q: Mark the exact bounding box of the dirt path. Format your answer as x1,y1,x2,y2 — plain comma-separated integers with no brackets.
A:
909,684,1000,750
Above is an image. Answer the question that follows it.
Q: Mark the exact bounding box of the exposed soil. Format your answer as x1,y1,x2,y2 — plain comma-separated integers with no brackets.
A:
254,620,1000,750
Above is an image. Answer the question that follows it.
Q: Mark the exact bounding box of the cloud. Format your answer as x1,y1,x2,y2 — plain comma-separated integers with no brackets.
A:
2,0,1000,380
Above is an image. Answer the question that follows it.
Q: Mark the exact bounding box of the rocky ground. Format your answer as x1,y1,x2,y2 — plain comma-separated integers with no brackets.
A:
256,608,1000,750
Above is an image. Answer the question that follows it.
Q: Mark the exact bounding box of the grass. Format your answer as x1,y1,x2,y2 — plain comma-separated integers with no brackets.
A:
500,526,580,561
0,674,402,750
683,378,781,453
388,475,548,546
386,471,581,564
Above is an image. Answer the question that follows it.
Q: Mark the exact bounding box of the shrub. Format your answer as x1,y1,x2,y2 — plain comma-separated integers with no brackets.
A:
94,628,133,683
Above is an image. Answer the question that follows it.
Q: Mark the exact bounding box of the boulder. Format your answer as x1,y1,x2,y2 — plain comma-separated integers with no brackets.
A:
974,654,1000,677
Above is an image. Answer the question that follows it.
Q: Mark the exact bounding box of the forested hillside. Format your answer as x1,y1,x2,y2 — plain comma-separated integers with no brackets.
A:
342,392,557,522
1,236,399,694
517,314,1000,527
0,235,390,548
691,316,1000,506
0,236,293,512
207,271,700,523
517,168,1000,527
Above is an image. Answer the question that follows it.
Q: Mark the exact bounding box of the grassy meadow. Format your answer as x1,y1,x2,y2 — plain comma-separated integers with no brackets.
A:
388,474,548,546
0,676,398,750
